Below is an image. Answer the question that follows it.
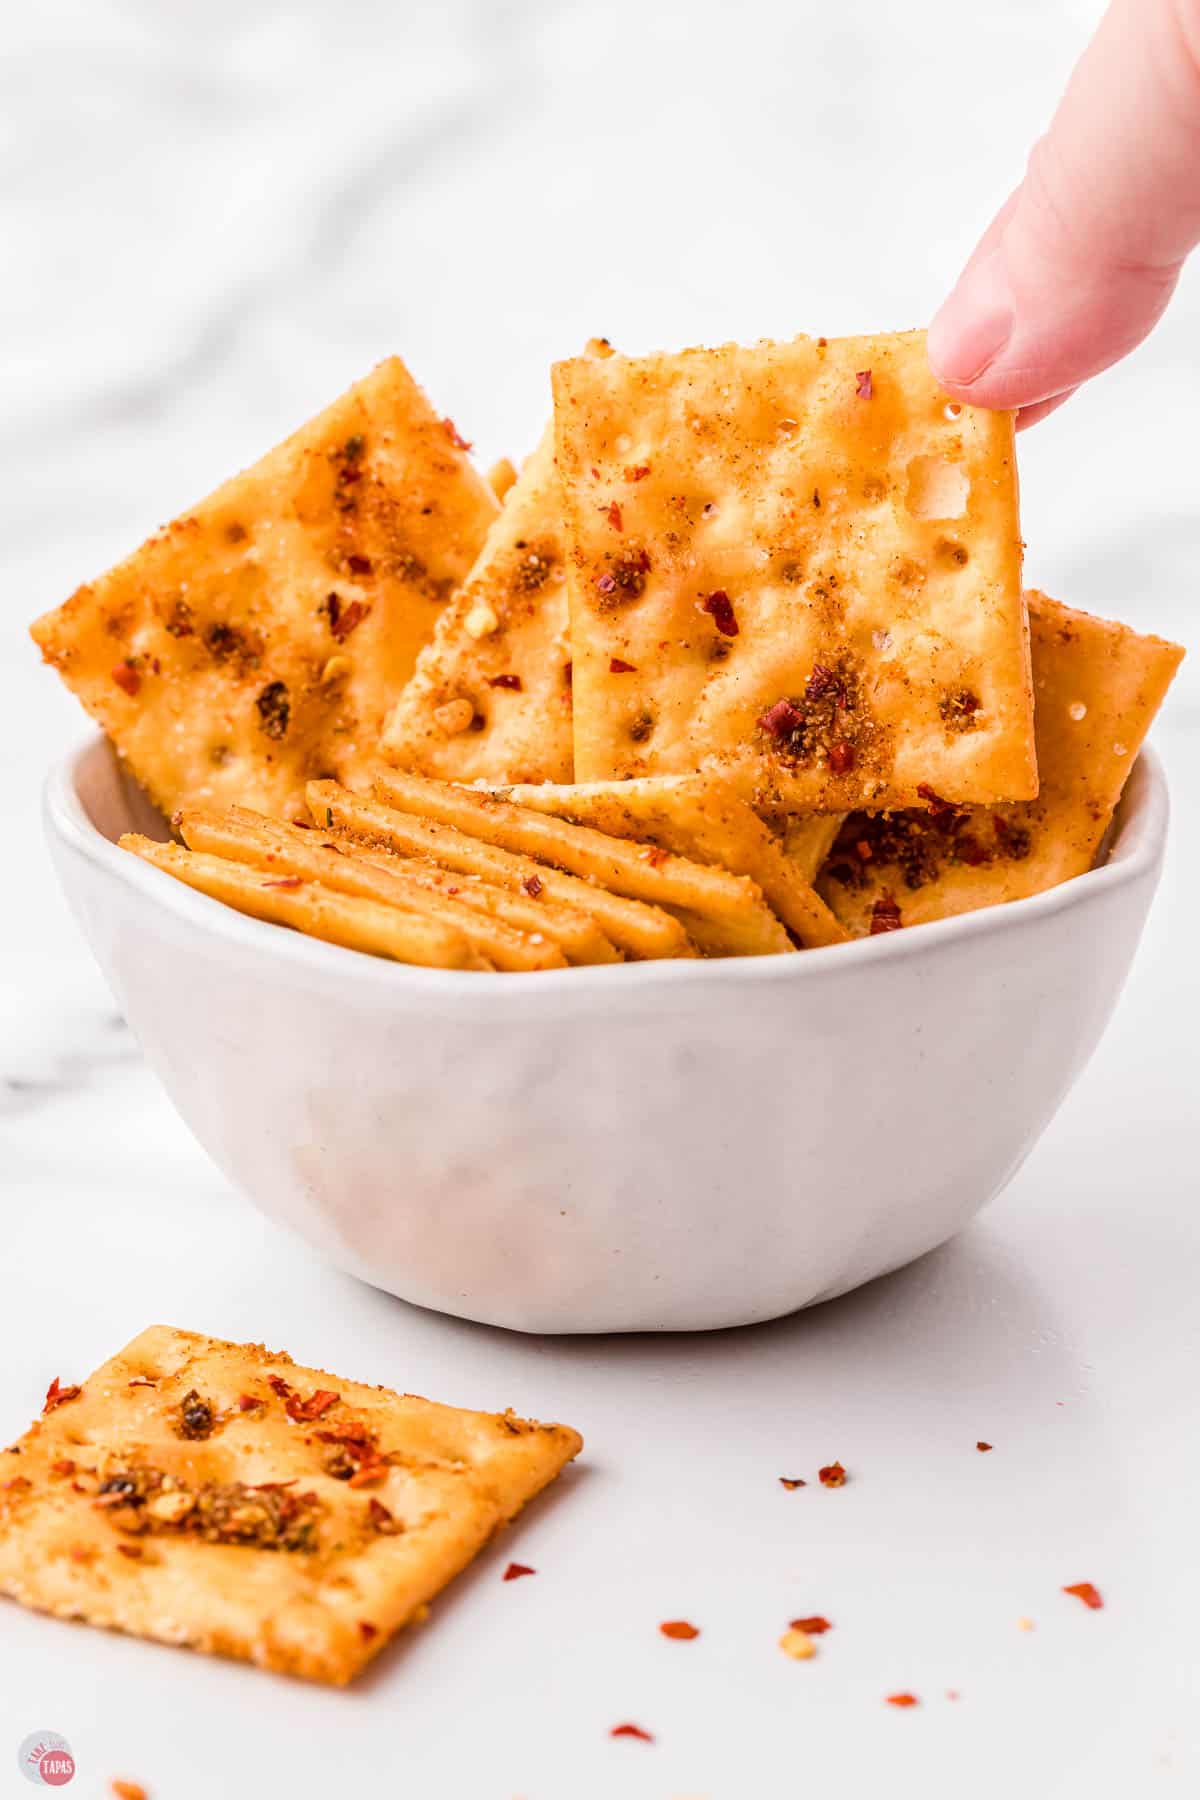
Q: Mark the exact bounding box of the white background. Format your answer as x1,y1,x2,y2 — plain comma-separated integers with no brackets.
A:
2,2,1198,1795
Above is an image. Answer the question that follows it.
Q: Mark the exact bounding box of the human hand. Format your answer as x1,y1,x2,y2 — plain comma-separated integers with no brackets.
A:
929,0,1200,425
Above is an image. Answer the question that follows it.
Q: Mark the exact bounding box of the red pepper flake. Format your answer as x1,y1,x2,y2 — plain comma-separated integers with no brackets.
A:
828,740,856,775
288,1387,340,1422
522,875,543,898
818,1462,847,1487
805,663,835,701
659,1620,699,1640
870,893,903,935
111,1783,148,1800
367,1496,401,1534
262,876,303,890
916,782,963,826
347,553,373,576
503,1562,536,1581
329,597,372,642
610,1723,654,1742
790,1615,832,1635
1063,1581,1103,1610
3,1475,31,1492
887,1692,919,1708
237,1393,261,1411
488,673,523,691
856,369,873,399
699,589,739,636
779,1476,806,1490
50,1459,77,1477
596,571,617,594
358,1620,379,1641
609,657,637,674
116,1543,143,1560
623,464,650,482
976,1441,993,1453
111,661,140,697
347,1449,389,1488
759,698,805,741
43,1379,82,1414
127,1378,156,1389
443,417,473,451
607,501,623,530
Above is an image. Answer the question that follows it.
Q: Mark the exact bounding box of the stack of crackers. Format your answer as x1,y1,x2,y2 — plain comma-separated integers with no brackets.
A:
32,331,1184,967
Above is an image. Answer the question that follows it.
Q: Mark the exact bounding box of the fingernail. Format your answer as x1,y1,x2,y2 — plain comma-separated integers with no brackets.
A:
929,255,1015,386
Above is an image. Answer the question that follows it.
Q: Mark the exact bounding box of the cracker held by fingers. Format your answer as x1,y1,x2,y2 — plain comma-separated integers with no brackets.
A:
311,781,696,962
819,592,1183,934
370,768,794,958
493,775,848,950
0,1326,582,1686
31,358,498,822
120,836,497,972
552,330,1036,810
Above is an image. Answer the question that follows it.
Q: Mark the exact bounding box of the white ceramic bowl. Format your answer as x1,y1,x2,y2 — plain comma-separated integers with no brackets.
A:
46,734,1168,1333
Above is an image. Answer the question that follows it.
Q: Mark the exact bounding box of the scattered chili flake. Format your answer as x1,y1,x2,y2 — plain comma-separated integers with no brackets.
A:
346,553,373,576
262,876,303,891
522,875,543,898
488,673,523,691
915,782,962,826
623,464,650,481
699,589,739,636
127,1378,157,1389
358,1620,379,1641
870,893,903,935
779,1627,816,1660
976,1441,993,1453
116,1543,143,1560
503,1562,536,1581
610,1723,654,1742
329,596,372,642
44,1379,82,1413
778,1476,806,1490
759,698,805,742
806,663,835,701
3,1475,31,1492
50,1459,76,1477
287,1388,340,1423
659,1620,699,1640
596,572,617,594
111,1783,147,1800
111,662,140,697
607,501,623,530
1063,1581,1103,1610
610,657,637,674
791,1615,831,1635
855,369,873,399
886,1693,919,1708
442,417,472,451
237,1394,261,1411
367,1496,401,1535
828,740,856,775
818,1462,847,1487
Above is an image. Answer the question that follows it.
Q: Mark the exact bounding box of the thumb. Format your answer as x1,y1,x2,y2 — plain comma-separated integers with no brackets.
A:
929,0,1200,416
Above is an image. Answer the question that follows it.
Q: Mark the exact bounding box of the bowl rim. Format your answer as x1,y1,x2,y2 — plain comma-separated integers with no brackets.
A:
45,732,1169,1003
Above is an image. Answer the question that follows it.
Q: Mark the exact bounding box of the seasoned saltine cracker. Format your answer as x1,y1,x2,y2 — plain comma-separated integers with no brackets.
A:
32,359,498,821
178,806,616,967
311,781,697,961
0,1327,581,1686
381,342,614,786
370,769,794,958
120,836,496,971
494,775,848,949
553,330,1035,809
818,592,1184,934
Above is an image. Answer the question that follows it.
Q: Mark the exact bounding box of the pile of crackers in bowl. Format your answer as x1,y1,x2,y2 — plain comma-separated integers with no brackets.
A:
32,330,1184,971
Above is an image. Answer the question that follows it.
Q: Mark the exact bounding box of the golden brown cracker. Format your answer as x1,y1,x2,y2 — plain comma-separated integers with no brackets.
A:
495,775,847,949
818,592,1184,933
0,1326,581,1685
32,359,498,821
310,781,696,961
379,421,574,783
120,835,496,971
552,329,1034,809
173,807,566,973
370,769,793,957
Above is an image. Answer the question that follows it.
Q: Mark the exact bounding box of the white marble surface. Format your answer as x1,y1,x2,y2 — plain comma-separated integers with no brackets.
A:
2,2,1199,1795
